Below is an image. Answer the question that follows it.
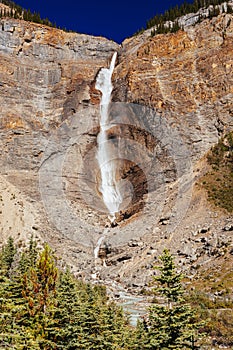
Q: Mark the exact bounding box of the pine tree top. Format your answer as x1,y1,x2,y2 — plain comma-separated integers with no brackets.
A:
153,249,184,304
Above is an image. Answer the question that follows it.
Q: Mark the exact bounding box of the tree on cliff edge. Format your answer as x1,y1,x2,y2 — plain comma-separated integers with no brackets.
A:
145,249,201,349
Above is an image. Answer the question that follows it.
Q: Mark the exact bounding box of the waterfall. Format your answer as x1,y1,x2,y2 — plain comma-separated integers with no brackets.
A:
96,52,122,222
94,235,105,259
93,231,107,279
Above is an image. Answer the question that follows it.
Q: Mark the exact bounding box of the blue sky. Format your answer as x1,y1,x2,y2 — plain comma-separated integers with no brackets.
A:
16,0,192,43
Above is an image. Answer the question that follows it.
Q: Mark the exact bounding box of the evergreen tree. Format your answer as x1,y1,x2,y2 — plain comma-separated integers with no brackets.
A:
19,235,38,273
145,249,201,349
1,236,16,275
49,269,86,349
143,0,230,35
151,28,156,37
133,318,149,349
32,12,42,24
100,301,133,349
171,20,181,33
0,238,135,349
21,243,58,347
0,239,38,348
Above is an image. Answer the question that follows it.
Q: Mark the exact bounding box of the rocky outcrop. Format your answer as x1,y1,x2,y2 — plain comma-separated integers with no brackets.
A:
0,14,232,292
0,18,118,153
0,16,119,270
115,13,233,159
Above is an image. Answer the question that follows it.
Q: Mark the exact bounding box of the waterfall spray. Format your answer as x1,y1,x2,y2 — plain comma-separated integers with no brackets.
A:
96,52,122,223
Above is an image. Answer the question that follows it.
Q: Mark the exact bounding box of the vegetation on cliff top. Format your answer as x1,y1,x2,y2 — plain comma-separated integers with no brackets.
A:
136,0,233,36
0,0,75,32
1,0,233,36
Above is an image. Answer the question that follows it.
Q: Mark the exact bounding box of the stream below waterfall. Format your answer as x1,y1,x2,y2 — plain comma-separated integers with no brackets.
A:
107,281,149,326
93,277,148,326
114,288,148,326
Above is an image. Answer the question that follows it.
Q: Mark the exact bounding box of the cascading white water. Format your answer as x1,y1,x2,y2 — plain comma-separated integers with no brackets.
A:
94,235,105,259
95,52,122,222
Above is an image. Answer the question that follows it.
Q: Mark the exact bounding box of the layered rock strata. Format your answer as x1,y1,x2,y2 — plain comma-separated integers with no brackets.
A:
0,14,232,288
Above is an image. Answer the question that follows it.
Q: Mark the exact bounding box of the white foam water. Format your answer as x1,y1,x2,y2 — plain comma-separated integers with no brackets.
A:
94,235,105,259
96,52,122,222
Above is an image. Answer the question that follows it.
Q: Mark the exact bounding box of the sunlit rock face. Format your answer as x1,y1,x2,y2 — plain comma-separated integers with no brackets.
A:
0,16,119,264
0,18,119,172
114,14,233,159
0,17,119,204
0,13,233,286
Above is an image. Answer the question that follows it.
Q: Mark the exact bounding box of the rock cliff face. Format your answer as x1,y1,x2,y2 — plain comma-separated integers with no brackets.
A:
0,16,119,271
0,13,232,289
0,18,118,166
115,13,233,159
